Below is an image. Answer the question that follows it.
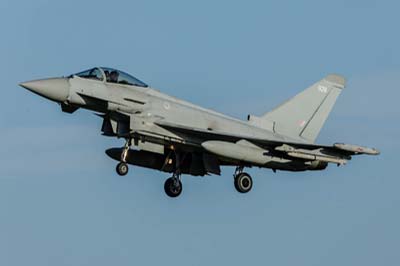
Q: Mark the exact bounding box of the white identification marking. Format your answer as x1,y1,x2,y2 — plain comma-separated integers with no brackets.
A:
163,102,170,110
318,85,328,94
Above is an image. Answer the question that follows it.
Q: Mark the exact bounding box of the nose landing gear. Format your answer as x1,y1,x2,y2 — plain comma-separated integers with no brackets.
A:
116,138,131,176
116,162,129,176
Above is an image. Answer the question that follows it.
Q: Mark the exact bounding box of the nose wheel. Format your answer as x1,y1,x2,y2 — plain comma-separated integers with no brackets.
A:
234,167,253,193
116,162,129,176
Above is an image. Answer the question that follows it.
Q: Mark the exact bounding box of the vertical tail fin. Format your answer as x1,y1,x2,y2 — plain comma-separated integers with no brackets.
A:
260,74,346,143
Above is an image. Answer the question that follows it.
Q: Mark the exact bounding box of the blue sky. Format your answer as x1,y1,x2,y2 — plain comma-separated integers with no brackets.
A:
0,0,399,265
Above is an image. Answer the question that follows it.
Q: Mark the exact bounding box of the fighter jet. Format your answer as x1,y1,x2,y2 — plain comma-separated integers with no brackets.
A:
20,67,379,197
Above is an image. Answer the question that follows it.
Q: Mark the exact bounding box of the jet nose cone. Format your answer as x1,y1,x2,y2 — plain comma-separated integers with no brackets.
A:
19,78,70,102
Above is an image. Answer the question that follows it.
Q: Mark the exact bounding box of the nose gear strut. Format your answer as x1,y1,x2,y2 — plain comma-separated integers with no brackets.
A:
116,138,132,176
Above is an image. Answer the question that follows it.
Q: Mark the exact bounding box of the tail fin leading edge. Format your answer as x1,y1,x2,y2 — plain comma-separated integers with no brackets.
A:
258,74,346,143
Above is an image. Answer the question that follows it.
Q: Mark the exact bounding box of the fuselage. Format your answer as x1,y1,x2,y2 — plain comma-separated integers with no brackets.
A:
19,67,325,175
19,68,379,197
67,73,302,145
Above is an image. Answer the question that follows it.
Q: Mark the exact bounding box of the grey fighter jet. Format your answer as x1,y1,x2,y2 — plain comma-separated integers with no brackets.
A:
20,67,379,197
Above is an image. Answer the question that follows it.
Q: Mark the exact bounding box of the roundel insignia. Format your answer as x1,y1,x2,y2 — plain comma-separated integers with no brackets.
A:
163,102,171,110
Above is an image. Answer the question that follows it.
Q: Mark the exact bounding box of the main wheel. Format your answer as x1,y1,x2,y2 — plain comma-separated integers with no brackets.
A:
116,162,129,176
234,173,253,193
164,177,183,198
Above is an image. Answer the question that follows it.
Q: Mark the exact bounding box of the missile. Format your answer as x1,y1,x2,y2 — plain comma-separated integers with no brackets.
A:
275,144,348,165
287,151,347,165
201,140,271,165
334,143,380,155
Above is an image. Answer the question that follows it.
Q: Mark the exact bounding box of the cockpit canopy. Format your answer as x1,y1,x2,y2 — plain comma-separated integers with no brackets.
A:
73,67,148,88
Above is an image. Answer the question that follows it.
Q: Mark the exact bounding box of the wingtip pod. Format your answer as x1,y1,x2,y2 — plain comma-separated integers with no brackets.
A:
334,143,380,155
324,74,346,88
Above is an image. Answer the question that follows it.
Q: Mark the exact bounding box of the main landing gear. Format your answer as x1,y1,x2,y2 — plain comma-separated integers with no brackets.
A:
113,139,184,198
113,140,253,197
164,151,185,198
233,166,253,194
164,174,183,198
116,138,131,176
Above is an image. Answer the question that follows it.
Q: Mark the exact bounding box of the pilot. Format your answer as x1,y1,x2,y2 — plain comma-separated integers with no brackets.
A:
109,71,119,83
104,70,110,82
